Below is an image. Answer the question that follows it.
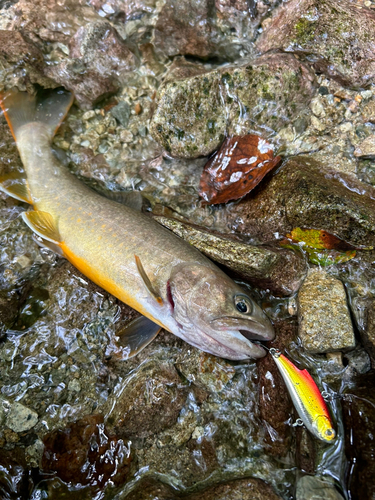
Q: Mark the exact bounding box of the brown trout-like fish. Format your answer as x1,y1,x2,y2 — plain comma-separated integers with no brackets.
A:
0,89,274,359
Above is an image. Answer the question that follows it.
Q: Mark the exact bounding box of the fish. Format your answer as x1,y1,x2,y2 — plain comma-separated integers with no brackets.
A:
0,88,275,360
269,348,336,442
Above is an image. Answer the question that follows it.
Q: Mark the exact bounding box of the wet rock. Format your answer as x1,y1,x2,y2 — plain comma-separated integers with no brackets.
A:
258,319,297,457
152,0,258,62
0,30,55,91
176,350,235,393
106,361,187,439
153,215,307,296
359,298,375,364
152,0,217,59
362,100,375,123
42,414,132,487
228,156,375,248
257,0,375,88
342,372,375,500
2,0,101,44
6,402,38,432
46,21,137,108
150,69,225,158
343,347,371,375
296,475,344,500
354,135,375,158
0,291,18,337
150,53,316,158
295,427,316,475
124,476,283,500
297,269,355,354
110,101,131,127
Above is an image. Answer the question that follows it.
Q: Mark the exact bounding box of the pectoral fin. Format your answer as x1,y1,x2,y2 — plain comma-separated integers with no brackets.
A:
116,315,161,358
135,254,163,305
0,173,32,204
22,210,61,244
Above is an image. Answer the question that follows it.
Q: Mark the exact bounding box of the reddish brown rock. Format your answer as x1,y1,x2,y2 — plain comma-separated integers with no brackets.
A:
0,30,55,91
257,0,375,88
4,0,100,44
42,414,132,487
46,21,136,109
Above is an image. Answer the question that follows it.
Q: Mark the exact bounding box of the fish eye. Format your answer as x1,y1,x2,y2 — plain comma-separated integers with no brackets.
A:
234,295,253,314
325,429,335,438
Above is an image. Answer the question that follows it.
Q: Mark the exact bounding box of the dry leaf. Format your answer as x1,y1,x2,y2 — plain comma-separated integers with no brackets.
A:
199,134,281,205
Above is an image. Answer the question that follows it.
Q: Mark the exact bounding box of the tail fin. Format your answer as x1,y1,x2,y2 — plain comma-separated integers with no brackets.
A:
0,89,74,142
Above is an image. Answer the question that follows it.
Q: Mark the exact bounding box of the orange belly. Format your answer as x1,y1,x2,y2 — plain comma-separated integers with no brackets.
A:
60,242,167,329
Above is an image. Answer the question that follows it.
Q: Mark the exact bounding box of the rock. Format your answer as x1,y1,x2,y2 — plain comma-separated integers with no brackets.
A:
152,0,217,59
296,475,344,500
362,101,375,123
6,402,38,432
359,298,375,365
123,476,283,500
228,156,375,248
297,269,355,354
106,361,187,439
46,21,137,108
257,0,375,88
153,215,307,296
176,350,235,393
42,414,132,487
152,0,259,62
0,30,55,91
257,319,297,457
150,69,225,158
343,347,371,375
354,135,375,158
150,53,316,158
0,291,18,337
2,0,101,44
110,101,131,127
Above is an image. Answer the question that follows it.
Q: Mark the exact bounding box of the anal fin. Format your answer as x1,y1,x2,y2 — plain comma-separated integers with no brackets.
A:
135,254,163,305
22,210,61,244
0,172,32,204
115,315,161,359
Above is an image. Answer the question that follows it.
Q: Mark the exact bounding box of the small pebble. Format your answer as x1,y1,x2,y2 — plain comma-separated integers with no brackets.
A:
6,402,38,432
134,103,142,115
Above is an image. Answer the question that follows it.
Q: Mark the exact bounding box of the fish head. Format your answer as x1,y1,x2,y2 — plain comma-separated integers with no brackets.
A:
313,415,336,443
168,263,275,360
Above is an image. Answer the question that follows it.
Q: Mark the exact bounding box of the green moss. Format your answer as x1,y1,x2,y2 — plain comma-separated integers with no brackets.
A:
293,17,317,45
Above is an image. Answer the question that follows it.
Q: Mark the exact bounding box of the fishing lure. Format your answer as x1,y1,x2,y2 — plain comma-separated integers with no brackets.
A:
269,348,336,443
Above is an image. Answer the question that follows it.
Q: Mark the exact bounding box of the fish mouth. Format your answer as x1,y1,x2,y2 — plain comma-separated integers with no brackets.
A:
208,316,275,359
210,316,275,342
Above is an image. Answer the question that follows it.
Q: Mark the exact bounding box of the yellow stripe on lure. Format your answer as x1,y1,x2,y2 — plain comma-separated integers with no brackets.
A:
269,348,336,443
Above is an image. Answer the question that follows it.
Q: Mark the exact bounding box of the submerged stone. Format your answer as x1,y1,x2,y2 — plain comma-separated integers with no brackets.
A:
46,21,137,108
297,269,355,354
150,53,316,158
257,0,375,88
6,402,38,432
124,476,283,500
153,215,307,296
228,156,375,248
296,475,344,500
0,30,55,91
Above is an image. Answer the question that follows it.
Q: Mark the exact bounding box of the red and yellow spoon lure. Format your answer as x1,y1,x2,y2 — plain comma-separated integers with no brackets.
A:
269,348,336,443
